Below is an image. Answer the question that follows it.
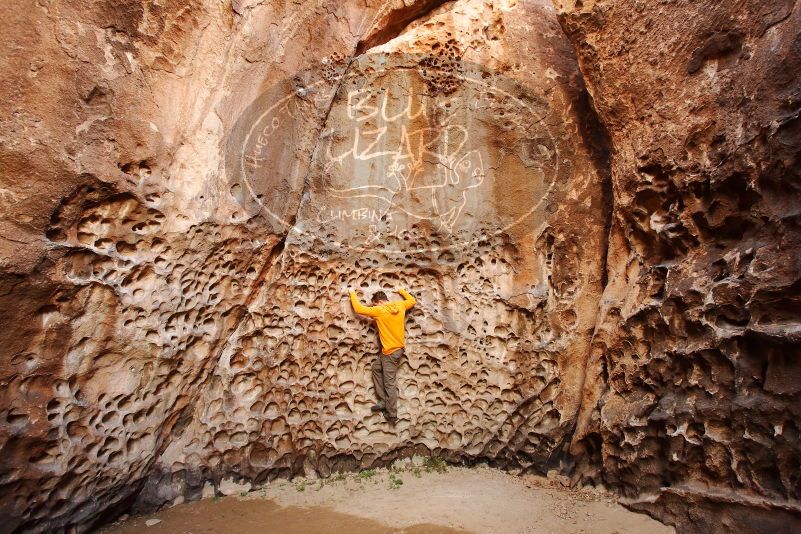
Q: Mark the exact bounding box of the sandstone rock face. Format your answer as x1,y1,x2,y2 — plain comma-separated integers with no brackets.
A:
554,0,801,531
3,0,799,532
1,0,607,531
142,0,610,512
0,0,389,530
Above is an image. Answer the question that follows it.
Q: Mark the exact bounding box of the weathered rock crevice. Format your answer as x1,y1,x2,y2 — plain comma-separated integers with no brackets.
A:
356,0,458,56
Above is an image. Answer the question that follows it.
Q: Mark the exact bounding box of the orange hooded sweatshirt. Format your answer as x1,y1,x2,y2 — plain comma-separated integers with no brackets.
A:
349,289,416,354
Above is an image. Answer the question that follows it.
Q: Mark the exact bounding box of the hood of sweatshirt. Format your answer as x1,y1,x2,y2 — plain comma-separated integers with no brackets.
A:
384,302,401,315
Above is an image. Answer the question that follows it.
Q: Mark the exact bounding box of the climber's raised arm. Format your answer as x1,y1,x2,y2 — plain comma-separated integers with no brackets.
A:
349,290,380,317
397,288,416,310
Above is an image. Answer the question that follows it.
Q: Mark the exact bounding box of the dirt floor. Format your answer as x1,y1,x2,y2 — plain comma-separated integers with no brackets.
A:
100,464,674,534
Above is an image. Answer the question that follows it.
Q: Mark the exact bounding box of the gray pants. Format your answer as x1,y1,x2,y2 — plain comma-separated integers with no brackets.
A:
371,348,403,418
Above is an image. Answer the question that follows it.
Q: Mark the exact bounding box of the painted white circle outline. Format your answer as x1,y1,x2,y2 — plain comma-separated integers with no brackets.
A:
236,54,560,255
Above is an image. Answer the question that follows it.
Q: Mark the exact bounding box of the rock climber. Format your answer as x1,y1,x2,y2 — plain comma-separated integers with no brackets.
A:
348,287,416,424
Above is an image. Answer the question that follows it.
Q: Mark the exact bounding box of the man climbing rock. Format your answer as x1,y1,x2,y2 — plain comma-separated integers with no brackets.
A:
349,288,416,424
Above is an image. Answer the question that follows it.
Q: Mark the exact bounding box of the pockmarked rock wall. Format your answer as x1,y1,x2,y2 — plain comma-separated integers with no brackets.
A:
0,0,608,531
7,0,797,531
0,0,401,531
142,0,610,512
554,0,801,531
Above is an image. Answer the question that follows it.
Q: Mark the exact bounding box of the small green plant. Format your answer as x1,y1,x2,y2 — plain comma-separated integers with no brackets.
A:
412,467,421,478
356,469,376,481
239,491,248,497
330,473,346,483
295,480,307,492
389,473,403,490
423,456,447,473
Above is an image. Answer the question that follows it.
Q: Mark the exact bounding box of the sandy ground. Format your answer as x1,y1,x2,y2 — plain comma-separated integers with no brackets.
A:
101,464,674,534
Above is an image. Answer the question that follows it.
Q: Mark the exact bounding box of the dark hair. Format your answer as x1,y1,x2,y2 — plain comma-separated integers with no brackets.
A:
372,291,388,304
